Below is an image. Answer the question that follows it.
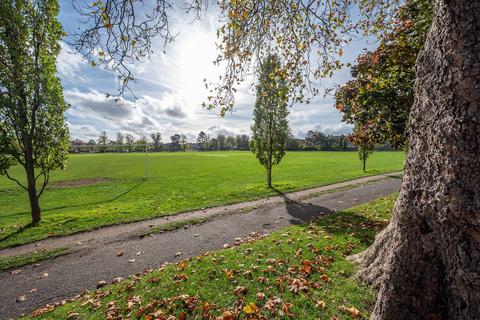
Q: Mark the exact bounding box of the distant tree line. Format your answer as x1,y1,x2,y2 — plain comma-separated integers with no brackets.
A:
69,129,396,153
69,131,251,153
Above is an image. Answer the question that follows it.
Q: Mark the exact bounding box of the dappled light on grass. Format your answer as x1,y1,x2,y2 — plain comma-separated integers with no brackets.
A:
27,194,397,320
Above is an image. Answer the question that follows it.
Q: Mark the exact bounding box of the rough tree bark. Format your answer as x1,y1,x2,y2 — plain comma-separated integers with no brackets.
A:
348,0,480,319
25,151,41,224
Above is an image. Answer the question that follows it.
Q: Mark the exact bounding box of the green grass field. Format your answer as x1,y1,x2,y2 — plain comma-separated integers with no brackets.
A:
0,151,404,249
25,194,396,320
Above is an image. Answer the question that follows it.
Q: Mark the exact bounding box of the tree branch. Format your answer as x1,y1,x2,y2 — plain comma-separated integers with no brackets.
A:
1,168,28,191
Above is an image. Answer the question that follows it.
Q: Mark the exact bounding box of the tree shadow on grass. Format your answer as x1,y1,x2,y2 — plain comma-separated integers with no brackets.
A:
0,179,146,223
316,211,390,246
0,222,36,244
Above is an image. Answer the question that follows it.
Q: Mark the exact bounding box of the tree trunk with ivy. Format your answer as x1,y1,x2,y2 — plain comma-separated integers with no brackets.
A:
349,1,480,319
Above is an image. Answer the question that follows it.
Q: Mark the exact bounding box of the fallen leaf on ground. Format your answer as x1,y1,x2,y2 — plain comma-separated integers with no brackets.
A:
177,261,186,270
339,305,362,318
11,269,21,276
225,270,234,279
234,286,248,296
66,311,80,319
320,274,331,282
116,251,124,257
256,292,266,300
243,302,258,314
112,277,124,284
315,300,326,309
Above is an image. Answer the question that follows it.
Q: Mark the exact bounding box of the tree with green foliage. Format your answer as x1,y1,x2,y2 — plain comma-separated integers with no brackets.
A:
116,132,124,152
235,134,250,150
335,0,432,150
150,132,162,151
180,134,188,151
170,134,181,151
225,136,235,150
250,55,289,188
350,125,376,172
196,131,209,150
338,135,348,151
0,0,69,224
124,133,134,152
217,134,226,150
98,130,108,153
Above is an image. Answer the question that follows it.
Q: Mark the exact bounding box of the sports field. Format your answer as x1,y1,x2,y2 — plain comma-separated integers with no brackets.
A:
0,151,404,248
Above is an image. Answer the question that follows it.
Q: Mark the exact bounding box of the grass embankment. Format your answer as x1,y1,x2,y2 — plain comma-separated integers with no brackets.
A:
0,151,403,249
0,247,69,271
26,194,396,320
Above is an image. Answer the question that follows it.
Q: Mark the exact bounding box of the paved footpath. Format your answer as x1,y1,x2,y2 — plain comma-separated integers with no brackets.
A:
0,173,402,319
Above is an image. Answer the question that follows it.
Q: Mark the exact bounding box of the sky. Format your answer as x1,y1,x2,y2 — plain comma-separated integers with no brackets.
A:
57,1,378,143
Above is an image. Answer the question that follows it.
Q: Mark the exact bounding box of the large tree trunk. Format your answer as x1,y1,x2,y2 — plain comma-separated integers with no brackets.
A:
349,1,480,319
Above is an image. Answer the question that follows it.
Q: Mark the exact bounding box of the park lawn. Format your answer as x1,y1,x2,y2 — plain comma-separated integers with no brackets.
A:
0,151,404,249
25,194,396,320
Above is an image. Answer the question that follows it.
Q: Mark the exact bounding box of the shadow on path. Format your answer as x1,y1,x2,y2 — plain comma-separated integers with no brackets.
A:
272,187,333,224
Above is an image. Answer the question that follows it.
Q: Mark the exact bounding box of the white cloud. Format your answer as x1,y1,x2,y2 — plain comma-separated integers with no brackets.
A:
67,122,100,139
57,42,84,78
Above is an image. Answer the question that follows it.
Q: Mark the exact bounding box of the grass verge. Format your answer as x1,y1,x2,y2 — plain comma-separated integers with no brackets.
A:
0,247,69,272
26,194,395,319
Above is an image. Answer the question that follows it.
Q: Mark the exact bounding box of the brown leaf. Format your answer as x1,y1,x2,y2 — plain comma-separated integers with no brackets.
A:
256,292,266,300
339,305,362,318
282,302,294,317
320,274,331,282
11,269,21,276
234,286,248,296
177,261,186,271
295,249,303,258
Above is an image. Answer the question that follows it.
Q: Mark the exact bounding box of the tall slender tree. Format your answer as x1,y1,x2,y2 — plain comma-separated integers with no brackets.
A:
0,0,69,224
250,55,289,188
